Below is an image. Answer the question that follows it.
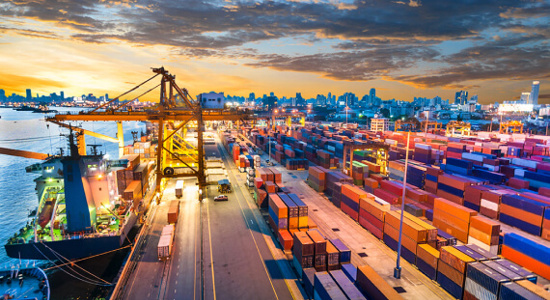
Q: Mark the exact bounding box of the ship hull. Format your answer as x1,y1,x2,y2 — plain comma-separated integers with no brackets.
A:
5,235,123,260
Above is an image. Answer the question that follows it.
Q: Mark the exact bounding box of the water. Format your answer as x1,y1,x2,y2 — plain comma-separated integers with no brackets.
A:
0,107,145,265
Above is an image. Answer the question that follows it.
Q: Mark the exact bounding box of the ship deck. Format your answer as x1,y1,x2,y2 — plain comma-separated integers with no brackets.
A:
0,267,49,300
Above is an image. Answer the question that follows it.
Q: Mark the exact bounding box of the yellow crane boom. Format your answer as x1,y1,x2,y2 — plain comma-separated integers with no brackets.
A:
0,147,50,160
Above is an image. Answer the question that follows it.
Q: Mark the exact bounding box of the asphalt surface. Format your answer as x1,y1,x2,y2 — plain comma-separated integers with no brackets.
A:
121,137,294,300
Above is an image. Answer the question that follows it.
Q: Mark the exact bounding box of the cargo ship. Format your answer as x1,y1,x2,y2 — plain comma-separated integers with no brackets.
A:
4,132,154,260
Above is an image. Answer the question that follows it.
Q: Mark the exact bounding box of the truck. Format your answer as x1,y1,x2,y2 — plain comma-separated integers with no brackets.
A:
167,200,179,224
175,180,184,198
217,179,231,193
158,224,175,260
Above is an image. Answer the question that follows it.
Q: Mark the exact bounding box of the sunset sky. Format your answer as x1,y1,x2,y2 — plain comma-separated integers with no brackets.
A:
0,0,549,104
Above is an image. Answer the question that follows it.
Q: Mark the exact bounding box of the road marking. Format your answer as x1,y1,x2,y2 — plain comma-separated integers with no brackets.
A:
230,167,280,300
207,199,217,300
250,220,254,225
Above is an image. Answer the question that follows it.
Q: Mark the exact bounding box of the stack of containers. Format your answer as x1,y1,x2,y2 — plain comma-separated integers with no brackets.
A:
464,185,492,212
502,233,550,279
433,198,478,243
363,177,379,194
307,230,328,272
383,210,429,265
288,193,309,229
464,262,510,300
341,184,372,221
480,189,516,220
293,232,314,278
330,239,351,266
445,157,473,176
326,242,340,271
388,160,405,181
268,194,288,232
499,280,550,299
437,173,477,206
446,142,466,159
468,215,500,255
500,194,549,236
279,193,299,230
414,144,432,164
307,166,326,192
325,171,353,198
328,270,367,300
355,264,404,300
312,272,348,299
425,166,443,194
493,258,537,283
350,161,369,186
437,246,475,299
374,180,402,204
358,197,390,239
416,244,439,280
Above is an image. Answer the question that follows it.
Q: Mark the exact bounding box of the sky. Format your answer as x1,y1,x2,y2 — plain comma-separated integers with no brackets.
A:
0,0,549,104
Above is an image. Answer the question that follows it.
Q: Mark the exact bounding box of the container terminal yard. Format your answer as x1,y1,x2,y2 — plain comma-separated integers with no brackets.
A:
1,69,550,300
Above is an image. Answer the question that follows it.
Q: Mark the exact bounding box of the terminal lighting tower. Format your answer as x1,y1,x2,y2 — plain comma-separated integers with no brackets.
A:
530,81,540,105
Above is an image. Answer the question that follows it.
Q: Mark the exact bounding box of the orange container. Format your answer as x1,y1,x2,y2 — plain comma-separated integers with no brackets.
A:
501,245,550,280
434,198,477,223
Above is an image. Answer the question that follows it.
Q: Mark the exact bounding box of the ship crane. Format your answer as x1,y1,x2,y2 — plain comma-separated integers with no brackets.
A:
46,67,253,202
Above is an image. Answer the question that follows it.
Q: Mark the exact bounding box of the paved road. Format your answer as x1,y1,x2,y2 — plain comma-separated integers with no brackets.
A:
122,137,294,300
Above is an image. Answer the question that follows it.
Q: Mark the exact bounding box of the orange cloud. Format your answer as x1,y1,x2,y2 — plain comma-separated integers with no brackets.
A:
0,72,67,95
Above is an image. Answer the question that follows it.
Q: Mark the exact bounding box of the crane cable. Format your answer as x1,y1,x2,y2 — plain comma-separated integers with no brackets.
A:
42,244,132,271
90,73,160,113
39,242,113,285
32,244,112,286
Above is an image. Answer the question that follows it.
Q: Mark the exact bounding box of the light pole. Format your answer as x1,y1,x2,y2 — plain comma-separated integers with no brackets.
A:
394,131,410,279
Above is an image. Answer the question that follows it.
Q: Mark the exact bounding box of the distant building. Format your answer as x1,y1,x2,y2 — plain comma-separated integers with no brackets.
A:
455,90,468,105
26,89,32,101
520,92,530,103
198,92,226,109
264,96,278,110
369,88,376,104
0,89,5,102
530,81,540,105
370,118,389,132
60,91,65,101
249,93,255,102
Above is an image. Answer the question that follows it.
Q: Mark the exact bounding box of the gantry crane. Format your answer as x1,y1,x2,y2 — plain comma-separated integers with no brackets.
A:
446,121,471,136
342,140,389,177
46,67,252,201
420,120,442,134
500,120,523,134
394,118,420,132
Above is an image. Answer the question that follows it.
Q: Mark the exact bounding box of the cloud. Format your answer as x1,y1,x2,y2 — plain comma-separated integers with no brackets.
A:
0,26,60,39
245,46,440,81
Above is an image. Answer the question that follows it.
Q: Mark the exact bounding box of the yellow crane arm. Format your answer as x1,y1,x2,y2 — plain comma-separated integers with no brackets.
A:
48,120,118,143
0,147,50,160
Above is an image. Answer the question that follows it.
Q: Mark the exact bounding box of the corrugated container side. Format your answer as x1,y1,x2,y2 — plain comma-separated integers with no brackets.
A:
356,264,404,300
313,272,347,300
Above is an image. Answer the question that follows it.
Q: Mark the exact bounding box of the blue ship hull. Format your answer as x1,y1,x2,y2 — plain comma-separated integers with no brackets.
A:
5,235,122,260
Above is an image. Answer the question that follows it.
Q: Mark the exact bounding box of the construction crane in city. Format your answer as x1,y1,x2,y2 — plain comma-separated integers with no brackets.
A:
46,67,252,201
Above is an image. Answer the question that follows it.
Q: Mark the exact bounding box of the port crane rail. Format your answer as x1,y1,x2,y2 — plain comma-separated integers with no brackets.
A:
46,67,252,201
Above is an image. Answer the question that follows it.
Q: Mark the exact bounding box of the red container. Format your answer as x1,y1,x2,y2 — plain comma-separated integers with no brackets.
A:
340,201,359,221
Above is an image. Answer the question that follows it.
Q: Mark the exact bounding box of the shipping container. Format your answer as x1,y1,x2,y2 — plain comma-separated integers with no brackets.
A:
355,264,404,300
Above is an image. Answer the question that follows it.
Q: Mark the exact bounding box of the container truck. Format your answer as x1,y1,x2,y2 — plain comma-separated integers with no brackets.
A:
175,180,184,198
158,224,175,260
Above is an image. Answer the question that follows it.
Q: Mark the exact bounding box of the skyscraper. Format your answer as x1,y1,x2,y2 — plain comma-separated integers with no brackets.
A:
530,81,540,105
455,90,468,105
520,92,530,103
60,91,65,100
369,88,376,104
26,89,32,101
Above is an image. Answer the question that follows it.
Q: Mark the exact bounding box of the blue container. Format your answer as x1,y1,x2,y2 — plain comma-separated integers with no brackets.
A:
503,233,550,266
464,201,480,212
313,271,347,300
445,164,472,176
465,244,498,260
499,281,542,300
466,262,509,295
473,169,507,184
437,271,463,299
426,209,434,222
330,239,351,263
482,261,522,281
454,245,488,261
464,277,495,300
447,157,473,170
341,194,359,212
383,234,416,265
499,213,541,236
302,268,316,298
329,270,367,300
437,182,464,198
341,263,357,282
524,170,550,184
416,257,437,280
501,195,545,216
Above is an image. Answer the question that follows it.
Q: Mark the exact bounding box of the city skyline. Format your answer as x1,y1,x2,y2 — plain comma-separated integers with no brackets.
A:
0,1,549,104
